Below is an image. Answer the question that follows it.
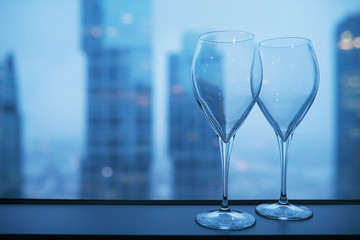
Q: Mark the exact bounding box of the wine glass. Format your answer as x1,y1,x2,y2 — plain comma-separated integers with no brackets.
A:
191,31,262,230
255,37,319,220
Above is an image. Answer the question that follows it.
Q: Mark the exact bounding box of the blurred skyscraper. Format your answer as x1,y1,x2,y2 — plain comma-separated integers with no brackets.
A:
81,0,153,199
168,33,221,199
0,54,22,197
336,13,360,198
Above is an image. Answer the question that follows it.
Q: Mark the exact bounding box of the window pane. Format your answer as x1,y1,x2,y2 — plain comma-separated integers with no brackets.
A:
0,0,359,200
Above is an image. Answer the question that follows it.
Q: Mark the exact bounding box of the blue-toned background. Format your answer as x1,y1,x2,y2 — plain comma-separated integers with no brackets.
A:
0,0,359,199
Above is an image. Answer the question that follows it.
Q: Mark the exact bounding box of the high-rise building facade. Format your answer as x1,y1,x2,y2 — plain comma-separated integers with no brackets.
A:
169,33,221,199
336,13,360,198
81,0,152,199
0,54,22,197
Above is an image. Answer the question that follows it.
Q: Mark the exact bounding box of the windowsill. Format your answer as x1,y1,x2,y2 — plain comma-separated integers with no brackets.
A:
0,199,359,239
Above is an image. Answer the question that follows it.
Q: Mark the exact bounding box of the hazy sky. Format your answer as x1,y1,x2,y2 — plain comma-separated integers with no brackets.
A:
0,0,359,198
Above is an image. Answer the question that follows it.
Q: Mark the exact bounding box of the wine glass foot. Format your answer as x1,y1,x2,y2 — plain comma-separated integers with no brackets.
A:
195,209,255,230
255,202,312,220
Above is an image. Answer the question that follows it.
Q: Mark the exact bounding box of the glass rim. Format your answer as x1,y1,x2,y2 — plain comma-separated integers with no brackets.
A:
259,37,312,48
199,30,255,44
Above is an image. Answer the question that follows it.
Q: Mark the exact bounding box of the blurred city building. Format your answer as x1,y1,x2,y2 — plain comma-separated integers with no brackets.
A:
336,13,360,198
0,54,22,197
81,0,153,199
168,33,221,199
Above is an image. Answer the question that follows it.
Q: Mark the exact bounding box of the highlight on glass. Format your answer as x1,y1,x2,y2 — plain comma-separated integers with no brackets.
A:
191,31,262,229
255,37,320,220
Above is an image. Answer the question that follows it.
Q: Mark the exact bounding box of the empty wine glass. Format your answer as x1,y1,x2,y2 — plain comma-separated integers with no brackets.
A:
255,37,319,220
191,31,262,230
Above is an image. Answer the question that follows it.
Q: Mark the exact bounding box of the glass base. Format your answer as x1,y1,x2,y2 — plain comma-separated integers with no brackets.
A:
255,202,312,220
195,209,256,230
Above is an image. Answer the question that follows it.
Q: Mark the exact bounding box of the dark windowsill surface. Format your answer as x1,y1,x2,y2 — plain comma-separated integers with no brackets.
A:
0,199,359,239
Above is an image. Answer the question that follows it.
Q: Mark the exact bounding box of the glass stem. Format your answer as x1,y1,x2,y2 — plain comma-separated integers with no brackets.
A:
276,133,293,205
218,135,235,211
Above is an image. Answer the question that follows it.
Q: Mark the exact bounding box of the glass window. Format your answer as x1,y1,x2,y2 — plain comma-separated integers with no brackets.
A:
0,0,359,200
